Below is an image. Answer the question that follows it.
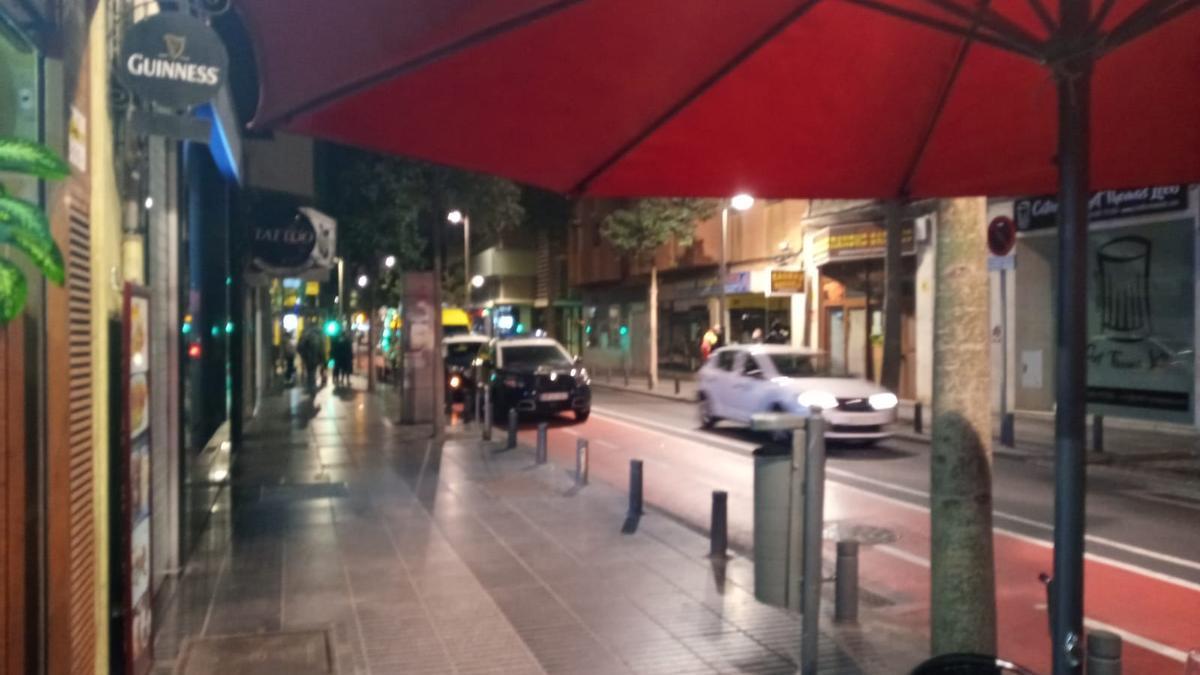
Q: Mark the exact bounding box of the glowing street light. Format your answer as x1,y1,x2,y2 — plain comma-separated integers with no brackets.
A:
384,255,396,269
471,274,485,288
357,274,369,288
446,209,464,225
730,193,755,212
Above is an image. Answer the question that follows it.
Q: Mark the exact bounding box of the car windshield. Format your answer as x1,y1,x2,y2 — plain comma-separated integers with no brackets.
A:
501,344,572,369
768,353,846,377
446,342,484,367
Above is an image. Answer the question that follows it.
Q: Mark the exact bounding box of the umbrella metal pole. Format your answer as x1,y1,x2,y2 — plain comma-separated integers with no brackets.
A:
1051,3,1092,671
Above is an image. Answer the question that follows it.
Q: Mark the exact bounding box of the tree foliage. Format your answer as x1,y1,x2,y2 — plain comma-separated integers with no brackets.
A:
321,145,525,305
600,198,718,264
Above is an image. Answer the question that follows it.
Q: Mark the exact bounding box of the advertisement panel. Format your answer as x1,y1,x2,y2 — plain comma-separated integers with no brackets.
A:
1086,219,1194,423
122,284,153,675
1015,185,1189,232
402,273,437,423
811,221,915,266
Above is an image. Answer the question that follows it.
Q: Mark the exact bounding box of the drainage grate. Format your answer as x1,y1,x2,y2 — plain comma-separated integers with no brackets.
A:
175,629,335,675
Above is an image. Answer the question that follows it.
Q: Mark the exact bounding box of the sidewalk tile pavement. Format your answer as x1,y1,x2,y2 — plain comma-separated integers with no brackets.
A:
151,383,926,675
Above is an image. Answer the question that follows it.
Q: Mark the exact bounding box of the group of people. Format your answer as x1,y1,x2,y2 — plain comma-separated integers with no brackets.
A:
699,320,791,361
281,321,356,393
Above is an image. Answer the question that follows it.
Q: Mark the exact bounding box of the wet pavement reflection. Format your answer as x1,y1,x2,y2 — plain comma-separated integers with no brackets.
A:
152,383,896,674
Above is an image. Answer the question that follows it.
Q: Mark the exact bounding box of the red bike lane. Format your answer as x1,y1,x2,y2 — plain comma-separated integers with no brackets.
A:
517,412,1194,674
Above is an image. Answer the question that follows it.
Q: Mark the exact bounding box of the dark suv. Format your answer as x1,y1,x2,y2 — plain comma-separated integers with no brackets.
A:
490,337,591,422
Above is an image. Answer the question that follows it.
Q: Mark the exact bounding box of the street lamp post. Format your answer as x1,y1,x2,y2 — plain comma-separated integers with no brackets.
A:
448,210,471,308
358,273,376,392
719,193,755,339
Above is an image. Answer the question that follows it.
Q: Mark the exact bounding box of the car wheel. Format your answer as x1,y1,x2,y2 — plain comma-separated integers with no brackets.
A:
574,408,590,423
698,394,718,429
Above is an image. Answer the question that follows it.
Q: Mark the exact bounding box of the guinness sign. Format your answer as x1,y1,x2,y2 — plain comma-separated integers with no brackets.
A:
117,12,229,109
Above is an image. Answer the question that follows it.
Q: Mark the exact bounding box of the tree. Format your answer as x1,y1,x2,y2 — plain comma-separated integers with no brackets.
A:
321,145,524,308
880,200,904,391
602,198,718,386
930,197,997,655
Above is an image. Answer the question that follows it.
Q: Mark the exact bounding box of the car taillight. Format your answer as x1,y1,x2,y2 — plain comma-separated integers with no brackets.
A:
503,376,523,388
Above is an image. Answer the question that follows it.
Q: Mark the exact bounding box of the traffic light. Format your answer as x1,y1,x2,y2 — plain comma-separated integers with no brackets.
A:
324,319,341,337
619,324,629,336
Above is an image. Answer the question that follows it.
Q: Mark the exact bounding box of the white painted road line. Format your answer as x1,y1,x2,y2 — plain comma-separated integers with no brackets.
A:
1033,604,1189,664
589,406,1200,592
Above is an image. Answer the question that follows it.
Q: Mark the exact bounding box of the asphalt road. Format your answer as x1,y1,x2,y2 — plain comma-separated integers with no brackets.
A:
508,387,1200,674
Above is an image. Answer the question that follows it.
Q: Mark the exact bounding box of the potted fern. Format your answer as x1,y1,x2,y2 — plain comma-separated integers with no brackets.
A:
0,137,67,322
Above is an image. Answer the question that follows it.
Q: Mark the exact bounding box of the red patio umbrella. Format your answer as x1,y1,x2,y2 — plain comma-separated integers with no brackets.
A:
234,1,1200,673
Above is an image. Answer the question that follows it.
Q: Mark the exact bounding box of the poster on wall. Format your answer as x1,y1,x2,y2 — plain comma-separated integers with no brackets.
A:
402,273,436,423
1086,219,1195,423
122,284,153,675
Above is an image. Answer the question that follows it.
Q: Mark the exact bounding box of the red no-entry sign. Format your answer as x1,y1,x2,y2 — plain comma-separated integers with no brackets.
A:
988,215,1017,257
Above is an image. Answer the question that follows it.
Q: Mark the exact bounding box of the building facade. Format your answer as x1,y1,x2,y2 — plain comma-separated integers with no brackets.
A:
989,185,1200,428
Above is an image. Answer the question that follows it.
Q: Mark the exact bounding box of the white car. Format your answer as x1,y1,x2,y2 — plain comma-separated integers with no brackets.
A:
696,345,897,442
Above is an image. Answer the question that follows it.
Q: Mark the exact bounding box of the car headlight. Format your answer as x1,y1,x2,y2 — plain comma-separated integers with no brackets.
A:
572,367,590,384
869,392,898,410
798,390,838,410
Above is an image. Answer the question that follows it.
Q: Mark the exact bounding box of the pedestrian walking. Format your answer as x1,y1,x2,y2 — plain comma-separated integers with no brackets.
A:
333,329,353,388
298,328,325,393
700,326,717,361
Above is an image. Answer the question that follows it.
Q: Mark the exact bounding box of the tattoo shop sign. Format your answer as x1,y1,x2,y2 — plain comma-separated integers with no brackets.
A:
1014,185,1189,232
117,12,228,109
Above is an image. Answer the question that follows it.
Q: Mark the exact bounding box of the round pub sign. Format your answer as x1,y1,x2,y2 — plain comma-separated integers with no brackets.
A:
117,12,228,110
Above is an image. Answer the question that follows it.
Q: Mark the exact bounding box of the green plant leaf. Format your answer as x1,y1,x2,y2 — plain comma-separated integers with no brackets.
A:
0,259,28,323
0,138,70,179
0,195,64,285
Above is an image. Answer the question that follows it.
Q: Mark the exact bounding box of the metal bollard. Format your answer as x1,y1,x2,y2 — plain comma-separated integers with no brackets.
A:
623,368,629,387
800,415,828,675
674,378,681,395
482,387,492,441
536,422,548,464
1086,630,1121,675
913,401,923,434
835,541,859,623
628,460,643,515
575,438,589,486
507,408,518,449
1000,412,1016,447
648,373,654,390
709,491,729,559
1093,414,1105,453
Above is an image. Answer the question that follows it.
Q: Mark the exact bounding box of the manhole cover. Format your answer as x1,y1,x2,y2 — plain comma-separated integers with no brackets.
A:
176,629,335,675
823,521,898,545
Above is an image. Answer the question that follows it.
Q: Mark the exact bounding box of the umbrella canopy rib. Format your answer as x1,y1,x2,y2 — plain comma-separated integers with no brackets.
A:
841,0,1045,58
1027,0,1060,33
919,0,1048,51
567,0,820,195
896,2,986,196
1100,0,1200,53
252,0,588,129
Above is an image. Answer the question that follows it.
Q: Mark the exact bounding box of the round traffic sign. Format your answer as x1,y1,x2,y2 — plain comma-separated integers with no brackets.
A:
988,215,1017,257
